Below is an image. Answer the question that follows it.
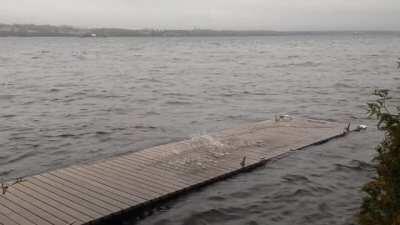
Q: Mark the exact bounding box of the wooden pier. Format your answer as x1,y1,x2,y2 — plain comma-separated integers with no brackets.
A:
0,118,345,225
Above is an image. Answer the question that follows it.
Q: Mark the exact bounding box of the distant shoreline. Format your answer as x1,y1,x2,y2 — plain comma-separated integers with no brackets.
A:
0,23,399,37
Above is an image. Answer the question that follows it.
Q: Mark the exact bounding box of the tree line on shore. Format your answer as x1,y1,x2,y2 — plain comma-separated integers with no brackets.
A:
0,23,283,37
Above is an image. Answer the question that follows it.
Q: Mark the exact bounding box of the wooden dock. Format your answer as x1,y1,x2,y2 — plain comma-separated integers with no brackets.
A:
0,118,345,225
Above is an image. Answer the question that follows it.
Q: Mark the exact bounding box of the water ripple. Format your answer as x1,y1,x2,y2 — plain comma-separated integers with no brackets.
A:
0,34,398,225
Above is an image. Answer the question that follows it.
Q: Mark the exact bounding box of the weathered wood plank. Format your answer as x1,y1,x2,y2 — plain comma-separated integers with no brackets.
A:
40,173,129,210
52,169,144,205
27,178,110,216
0,203,34,225
79,163,169,196
13,183,89,223
0,118,345,225
90,162,177,193
0,211,19,225
4,186,77,224
0,190,66,225
114,156,200,186
0,193,53,225
65,166,159,200
19,181,96,221
33,175,121,212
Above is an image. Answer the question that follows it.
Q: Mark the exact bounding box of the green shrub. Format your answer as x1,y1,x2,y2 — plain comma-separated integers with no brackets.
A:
359,89,400,225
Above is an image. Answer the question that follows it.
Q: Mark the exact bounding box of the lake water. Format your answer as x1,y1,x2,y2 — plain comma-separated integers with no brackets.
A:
1,33,399,224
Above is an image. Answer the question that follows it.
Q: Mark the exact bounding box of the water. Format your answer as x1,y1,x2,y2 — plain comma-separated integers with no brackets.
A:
0,33,399,224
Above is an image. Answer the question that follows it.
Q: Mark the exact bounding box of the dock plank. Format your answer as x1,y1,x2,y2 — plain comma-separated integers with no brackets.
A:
0,190,66,225
33,175,121,212
40,173,129,210
80,163,169,196
0,118,345,225
114,156,201,185
90,162,176,193
19,181,97,221
13,183,89,223
66,166,159,200
52,169,144,205
0,193,53,225
0,211,19,225
97,159,183,189
4,186,77,224
27,178,110,216
0,203,34,225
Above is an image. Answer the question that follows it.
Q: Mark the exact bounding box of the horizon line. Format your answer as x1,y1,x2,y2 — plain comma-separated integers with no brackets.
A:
2,23,400,33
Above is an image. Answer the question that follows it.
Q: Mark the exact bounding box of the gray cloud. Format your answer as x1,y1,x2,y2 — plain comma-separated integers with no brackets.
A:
1,0,400,30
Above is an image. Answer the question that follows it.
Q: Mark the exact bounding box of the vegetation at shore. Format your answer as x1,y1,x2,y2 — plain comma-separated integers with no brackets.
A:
359,89,400,225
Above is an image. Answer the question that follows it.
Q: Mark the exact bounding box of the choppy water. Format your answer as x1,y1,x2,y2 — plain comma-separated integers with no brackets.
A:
0,33,399,224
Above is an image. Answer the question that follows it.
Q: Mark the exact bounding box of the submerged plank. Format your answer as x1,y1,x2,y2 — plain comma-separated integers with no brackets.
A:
0,118,345,225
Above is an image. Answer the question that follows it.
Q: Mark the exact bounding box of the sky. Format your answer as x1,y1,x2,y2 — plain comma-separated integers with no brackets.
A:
1,0,400,30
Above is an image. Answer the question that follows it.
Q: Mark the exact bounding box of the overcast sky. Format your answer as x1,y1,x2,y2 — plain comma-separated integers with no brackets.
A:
1,0,400,30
